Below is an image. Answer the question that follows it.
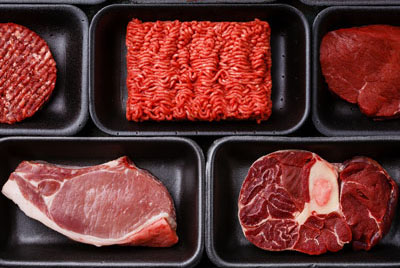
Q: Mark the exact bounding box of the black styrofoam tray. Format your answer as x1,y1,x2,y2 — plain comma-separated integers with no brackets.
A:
89,4,310,136
132,0,275,3
206,136,400,267
313,6,400,136
0,0,106,4
300,0,400,5
0,137,204,267
0,5,88,136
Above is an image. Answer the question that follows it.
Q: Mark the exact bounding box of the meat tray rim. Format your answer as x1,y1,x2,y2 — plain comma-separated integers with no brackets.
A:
299,0,400,6
0,0,106,4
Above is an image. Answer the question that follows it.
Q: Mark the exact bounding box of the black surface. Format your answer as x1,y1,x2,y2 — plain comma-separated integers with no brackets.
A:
2,1,399,267
206,136,400,267
0,137,204,267
0,5,88,136
313,6,400,136
89,4,310,136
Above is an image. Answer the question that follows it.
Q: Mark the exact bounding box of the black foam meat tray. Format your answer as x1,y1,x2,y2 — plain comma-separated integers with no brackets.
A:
89,4,309,136
132,0,275,3
206,136,400,267
0,5,89,136
300,0,400,5
313,6,400,136
0,0,105,4
0,137,204,267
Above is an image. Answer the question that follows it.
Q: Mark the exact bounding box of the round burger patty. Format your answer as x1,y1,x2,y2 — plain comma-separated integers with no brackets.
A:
0,23,57,124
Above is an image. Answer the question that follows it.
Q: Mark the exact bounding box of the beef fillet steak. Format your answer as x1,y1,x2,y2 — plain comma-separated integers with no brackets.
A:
320,25,400,119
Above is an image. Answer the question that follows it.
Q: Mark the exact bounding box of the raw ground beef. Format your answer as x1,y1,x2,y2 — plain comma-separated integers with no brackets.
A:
126,19,272,123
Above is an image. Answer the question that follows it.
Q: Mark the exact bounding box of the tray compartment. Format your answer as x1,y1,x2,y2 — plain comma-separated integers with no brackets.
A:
0,5,88,136
206,136,400,267
0,137,204,267
90,4,309,136
313,6,400,136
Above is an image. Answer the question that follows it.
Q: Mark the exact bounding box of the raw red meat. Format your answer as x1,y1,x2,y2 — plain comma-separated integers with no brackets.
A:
0,23,57,124
339,157,398,251
1,156,178,247
238,150,398,255
126,19,272,123
320,25,400,119
238,150,352,255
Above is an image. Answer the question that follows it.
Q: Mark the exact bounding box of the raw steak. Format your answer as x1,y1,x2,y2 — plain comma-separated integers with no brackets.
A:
1,156,178,247
238,150,398,255
320,25,400,119
0,23,57,124
339,157,398,251
238,150,352,255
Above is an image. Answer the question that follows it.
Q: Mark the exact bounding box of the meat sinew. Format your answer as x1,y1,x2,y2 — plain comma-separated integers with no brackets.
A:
0,23,57,124
1,156,178,247
320,25,400,119
238,150,398,255
238,150,352,255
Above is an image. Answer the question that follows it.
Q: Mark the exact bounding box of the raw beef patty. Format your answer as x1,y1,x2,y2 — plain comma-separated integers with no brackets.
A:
0,23,57,124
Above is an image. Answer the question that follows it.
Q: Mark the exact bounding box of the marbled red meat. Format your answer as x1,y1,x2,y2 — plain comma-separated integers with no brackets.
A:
0,23,57,124
238,150,352,255
1,156,178,247
238,150,398,255
320,25,400,119
339,157,398,250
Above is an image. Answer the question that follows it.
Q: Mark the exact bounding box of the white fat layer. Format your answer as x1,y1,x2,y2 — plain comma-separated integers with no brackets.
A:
1,179,176,247
104,160,123,168
296,158,340,225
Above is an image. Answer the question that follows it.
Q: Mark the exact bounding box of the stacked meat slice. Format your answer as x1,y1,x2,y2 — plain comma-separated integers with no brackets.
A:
238,150,398,255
